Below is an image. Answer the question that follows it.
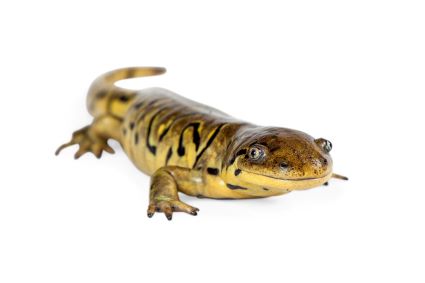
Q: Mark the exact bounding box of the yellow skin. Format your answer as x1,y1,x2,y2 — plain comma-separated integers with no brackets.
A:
57,67,347,220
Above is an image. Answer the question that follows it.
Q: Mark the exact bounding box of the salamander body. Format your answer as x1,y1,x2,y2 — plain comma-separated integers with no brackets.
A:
57,67,347,220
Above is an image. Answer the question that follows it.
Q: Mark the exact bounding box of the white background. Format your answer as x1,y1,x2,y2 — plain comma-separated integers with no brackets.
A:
1,1,424,282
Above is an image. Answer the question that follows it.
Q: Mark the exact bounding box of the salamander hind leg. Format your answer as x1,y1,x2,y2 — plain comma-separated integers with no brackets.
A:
148,167,199,220
56,120,117,159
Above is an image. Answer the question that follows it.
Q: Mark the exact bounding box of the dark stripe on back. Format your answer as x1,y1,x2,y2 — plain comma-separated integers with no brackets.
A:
135,99,161,123
133,101,144,109
146,108,168,155
193,124,225,168
177,122,201,156
165,147,173,165
159,112,196,142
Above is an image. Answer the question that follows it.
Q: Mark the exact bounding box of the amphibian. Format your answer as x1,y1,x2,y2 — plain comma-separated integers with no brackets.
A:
57,67,347,220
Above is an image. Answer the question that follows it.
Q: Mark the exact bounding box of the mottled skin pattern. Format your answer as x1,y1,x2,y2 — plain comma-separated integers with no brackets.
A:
57,67,347,220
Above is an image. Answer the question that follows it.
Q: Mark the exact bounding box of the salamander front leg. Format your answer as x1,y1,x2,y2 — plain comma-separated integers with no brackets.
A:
147,167,199,220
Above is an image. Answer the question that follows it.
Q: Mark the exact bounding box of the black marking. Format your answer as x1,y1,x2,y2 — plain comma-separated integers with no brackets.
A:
229,149,247,165
234,169,241,176
263,188,270,191
193,124,225,168
119,95,130,102
207,167,219,175
134,133,139,144
129,122,135,130
177,123,201,157
145,99,160,108
165,147,173,165
158,113,196,142
226,184,248,190
226,142,233,150
323,182,329,186
133,101,144,109
236,149,247,157
146,109,167,155
105,91,134,121
134,99,162,123
159,126,171,142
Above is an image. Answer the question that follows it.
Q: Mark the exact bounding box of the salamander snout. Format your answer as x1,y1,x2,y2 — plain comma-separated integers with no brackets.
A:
277,154,330,177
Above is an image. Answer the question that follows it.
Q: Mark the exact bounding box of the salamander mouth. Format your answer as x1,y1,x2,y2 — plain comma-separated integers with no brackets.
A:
241,169,331,181
236,169,333,190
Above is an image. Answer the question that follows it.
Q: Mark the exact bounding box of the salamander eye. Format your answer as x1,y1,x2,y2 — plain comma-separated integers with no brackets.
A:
248,146,265,161
315,138,332,153
324,140,332,152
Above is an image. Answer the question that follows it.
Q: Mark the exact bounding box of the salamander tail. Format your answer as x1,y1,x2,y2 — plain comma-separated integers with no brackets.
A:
86,67,166,118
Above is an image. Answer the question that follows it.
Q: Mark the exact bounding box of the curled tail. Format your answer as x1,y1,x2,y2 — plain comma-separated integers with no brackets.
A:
86,67,166,119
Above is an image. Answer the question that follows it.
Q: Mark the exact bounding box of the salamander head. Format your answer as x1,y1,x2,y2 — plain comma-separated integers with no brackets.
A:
224,127,334,196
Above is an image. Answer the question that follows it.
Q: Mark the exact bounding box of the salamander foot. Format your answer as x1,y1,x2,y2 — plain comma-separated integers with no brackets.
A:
55,126,115,159
147,198,199,220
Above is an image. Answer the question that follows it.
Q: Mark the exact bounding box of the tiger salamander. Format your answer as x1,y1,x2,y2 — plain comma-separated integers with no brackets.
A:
57,67,347,220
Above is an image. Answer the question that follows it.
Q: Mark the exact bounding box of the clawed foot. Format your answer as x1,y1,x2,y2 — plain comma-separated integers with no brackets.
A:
147,197,199,220
56,126,114,159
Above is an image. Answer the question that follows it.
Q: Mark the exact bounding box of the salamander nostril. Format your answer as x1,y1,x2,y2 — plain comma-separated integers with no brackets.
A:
280,162,289,170
323,158,328,165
